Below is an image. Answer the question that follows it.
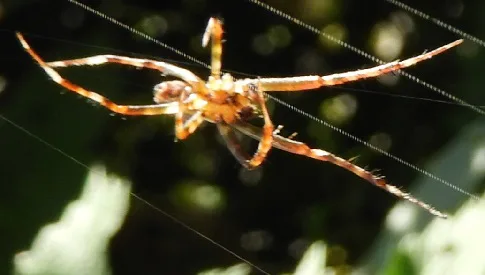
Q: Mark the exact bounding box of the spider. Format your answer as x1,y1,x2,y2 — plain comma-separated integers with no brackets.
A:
16,18,462,218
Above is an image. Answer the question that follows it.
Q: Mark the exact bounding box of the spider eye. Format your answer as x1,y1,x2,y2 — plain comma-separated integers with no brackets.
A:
153,80,188,103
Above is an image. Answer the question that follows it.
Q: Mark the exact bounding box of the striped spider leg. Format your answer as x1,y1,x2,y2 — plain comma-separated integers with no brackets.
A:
16,17,462,218
233,122,448,218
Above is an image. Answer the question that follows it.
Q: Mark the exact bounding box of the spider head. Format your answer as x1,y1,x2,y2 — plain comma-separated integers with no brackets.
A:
153,80,191,103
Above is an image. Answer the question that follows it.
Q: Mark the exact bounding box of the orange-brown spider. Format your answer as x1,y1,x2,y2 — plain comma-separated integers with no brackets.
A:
16,18,463,218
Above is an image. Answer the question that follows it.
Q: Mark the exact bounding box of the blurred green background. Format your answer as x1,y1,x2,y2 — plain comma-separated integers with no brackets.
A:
0,0,484,274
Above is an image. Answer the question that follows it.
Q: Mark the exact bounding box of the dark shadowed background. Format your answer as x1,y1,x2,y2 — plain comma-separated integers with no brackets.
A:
1,0,484,274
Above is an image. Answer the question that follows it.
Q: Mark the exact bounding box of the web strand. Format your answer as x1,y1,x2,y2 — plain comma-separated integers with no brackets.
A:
246,0,485,116
265,94,480,201
0,113,272,275
385,0,485,49
7,0,482,272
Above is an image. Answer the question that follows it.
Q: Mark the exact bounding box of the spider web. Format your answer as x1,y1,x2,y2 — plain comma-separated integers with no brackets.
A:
1,0,485,274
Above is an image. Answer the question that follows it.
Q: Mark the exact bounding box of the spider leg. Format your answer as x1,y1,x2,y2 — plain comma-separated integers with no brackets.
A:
233,121,447,218
16,33,179,116
175,110,205,140
173,81,207,140
203,17,223,79
244,83,275,169
239,39,463,92
217,124,253,168
16,33,209,96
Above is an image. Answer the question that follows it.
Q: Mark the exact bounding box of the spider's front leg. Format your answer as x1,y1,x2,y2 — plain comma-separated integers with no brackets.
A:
16,33,179,116
239,39,463,92
16,33,209,96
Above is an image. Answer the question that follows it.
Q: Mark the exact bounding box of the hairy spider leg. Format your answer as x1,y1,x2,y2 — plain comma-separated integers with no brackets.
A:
44,55,209,97
233,122,447,218
203,17,224,79
238,39,463,92
244,82,275,168
174,92,205,140
16,33,181,116
217,124,253,168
